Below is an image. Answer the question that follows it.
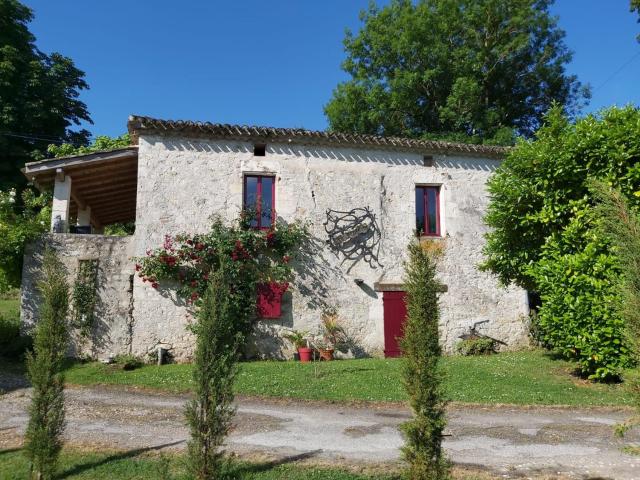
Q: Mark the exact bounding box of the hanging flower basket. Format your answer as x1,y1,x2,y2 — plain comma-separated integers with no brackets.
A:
256,282,289,319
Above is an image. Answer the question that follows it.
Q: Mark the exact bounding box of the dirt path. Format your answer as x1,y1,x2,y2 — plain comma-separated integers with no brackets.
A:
1,385,638,479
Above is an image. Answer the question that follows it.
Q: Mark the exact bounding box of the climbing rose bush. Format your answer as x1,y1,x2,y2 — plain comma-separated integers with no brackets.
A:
135,215,307,307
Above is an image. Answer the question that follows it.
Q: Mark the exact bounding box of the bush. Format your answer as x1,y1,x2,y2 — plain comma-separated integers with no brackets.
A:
0,312,32,360
456,337,496,356
531,215,629,380
113,354,143,371
400,241,450,480
483,106,640,379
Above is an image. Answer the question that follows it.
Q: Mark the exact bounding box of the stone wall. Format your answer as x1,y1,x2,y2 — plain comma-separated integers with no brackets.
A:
21,234,135,360
131,134,529,361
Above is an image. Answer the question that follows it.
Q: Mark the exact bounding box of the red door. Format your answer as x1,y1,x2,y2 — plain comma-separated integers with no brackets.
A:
383,291,407,358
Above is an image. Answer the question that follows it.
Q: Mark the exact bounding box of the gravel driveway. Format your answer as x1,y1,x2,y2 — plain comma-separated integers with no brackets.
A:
1,384,639,479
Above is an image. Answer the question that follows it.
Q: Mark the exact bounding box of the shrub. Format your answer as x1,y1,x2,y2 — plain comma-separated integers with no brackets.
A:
113,354,143,371
0,188,50,291
456,337,496,356
483,106,640,379
0,312,32,360
24,250,69,480
531,215,628,380
400,241,450,480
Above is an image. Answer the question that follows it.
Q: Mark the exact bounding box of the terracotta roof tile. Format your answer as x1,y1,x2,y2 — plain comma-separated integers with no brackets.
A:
128,115,507,159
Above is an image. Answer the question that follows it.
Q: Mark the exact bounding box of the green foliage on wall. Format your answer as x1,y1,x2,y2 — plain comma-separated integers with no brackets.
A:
325,0,588,145
483,105,640,380
72,259,98,337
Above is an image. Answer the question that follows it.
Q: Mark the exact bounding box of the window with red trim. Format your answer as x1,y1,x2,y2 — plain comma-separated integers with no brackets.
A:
415,185,440,236
243,175,275,229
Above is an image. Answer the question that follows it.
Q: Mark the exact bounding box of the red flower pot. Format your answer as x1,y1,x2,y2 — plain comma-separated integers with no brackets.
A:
298,347,312,363
256,282,288,319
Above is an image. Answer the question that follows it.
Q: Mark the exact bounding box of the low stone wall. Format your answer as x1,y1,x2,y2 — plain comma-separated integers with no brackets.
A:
21,234,135,360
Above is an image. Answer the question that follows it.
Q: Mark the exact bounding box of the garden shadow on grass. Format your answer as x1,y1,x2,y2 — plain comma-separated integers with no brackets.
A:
54,440,185,479
225,449,322,477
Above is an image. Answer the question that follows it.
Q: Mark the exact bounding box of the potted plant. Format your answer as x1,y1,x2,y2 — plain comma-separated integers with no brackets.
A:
317,308,345,361
284,330,312,362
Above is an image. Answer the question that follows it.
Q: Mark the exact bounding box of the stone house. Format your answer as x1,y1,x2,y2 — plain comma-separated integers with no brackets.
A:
21,115,529,361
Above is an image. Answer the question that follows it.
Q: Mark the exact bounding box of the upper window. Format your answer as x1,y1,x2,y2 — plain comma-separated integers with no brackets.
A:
243,175,275,229
415,185,440,236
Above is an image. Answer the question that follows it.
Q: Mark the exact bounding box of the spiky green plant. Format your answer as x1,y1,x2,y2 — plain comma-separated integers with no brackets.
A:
23,249,69,480
591,181,640,434
400,241,450,480
185,264,245,479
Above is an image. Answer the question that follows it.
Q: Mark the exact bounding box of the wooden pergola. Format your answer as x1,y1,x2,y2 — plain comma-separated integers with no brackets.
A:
22,147,138,232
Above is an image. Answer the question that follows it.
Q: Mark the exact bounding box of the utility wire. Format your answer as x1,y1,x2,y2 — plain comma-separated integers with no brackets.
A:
593,49,640,93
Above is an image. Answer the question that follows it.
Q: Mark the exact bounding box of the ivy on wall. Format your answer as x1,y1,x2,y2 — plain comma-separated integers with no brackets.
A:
72,259,98,337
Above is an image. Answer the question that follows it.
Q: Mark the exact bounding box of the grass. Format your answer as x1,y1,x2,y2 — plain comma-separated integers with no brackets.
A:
60,350,634,407
0,293,19,319
0,448,495,480
0,448,397,480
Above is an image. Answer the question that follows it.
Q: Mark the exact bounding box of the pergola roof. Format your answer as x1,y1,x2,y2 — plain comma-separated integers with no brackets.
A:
23,147,138,226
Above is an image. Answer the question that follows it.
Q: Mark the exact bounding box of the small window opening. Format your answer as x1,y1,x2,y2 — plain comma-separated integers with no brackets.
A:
423,155,434,167
253,143,266,156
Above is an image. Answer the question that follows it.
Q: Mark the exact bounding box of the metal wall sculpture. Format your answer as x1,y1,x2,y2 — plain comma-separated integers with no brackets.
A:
323,206,383,270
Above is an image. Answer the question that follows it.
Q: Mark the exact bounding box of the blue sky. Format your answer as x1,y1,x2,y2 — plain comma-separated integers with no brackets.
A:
24,1,640,138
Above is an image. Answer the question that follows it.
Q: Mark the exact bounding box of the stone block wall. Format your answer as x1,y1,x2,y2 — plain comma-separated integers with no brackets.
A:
130,134,529,361
21,234,135,360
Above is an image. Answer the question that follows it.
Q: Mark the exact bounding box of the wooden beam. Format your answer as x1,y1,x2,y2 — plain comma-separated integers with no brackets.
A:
23,148,137,175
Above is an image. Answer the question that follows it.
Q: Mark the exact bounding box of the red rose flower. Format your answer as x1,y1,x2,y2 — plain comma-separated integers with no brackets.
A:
151,282,159,289
135,264,141,271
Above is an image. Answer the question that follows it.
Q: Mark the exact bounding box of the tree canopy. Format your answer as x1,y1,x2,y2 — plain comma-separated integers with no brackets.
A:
325,0,589,145
0,0,92,189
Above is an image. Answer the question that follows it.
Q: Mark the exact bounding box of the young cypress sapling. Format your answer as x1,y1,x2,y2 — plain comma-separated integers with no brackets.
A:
400,240,450,480
24,249,70,480
185,264,245,479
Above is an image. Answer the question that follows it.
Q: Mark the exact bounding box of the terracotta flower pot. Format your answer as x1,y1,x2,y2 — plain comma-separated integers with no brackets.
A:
318,348,334,361
298,347,312,363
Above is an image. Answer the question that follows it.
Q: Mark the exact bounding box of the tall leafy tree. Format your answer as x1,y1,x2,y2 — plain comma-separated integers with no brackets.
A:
325,0,589,145
0,0,91,189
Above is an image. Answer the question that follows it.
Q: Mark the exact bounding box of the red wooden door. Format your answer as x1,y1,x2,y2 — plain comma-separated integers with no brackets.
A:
383,291,407,358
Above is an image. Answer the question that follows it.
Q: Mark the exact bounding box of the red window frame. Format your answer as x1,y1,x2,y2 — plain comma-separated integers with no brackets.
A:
416,185,441,237
243,175,276,229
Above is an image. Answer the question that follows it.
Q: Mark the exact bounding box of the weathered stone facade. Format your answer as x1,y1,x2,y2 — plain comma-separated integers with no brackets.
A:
21,128,530,362
130,134,529,361
21,234,135,359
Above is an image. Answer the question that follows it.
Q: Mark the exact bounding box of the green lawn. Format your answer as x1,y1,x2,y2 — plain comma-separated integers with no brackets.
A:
62,350,634,407
0,296,19,319
0,448,400,480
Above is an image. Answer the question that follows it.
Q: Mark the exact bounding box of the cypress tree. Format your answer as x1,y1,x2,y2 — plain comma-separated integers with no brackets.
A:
185,264,244,479
592,181,640,434
400,241,450,480
24,249,70,480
